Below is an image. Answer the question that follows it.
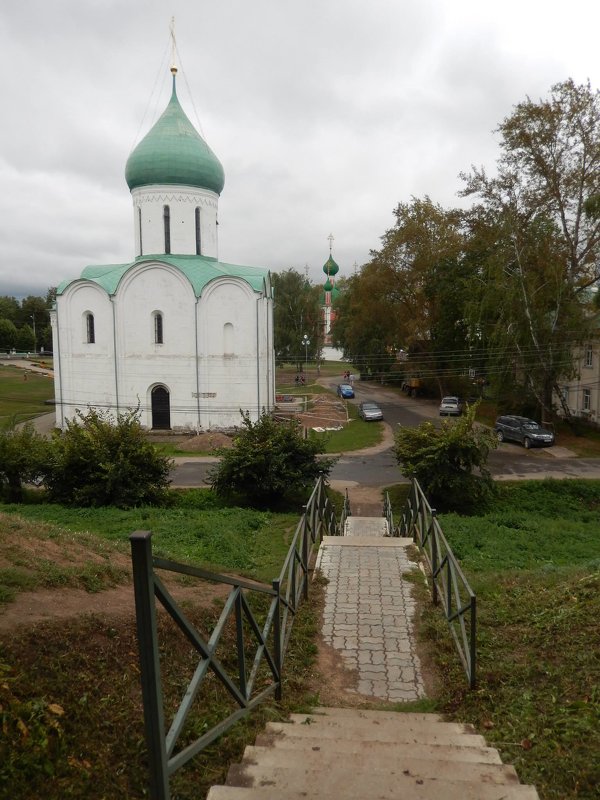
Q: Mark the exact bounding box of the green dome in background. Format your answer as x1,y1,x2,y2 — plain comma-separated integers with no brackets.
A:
322,255,339,277
125,73,225,194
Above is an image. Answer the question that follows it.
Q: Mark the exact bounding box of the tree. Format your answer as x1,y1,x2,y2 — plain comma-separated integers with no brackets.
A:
45,408,172,508
0,421,51,502
0,297,19,323
331,198,469,388
15,324,35,353
208,411,336,508
394,405,498,512
0,319,17,351
272,269,322,367
461,79,600,418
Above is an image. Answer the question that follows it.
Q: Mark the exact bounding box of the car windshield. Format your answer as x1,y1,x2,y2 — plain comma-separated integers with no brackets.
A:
443,398,458,404
522,422,542,430
363,403,378,409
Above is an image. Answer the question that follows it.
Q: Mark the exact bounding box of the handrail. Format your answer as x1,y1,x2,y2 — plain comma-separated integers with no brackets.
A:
130,474,337,800
383,491,394,536
398,478,476,689
338,488,351,534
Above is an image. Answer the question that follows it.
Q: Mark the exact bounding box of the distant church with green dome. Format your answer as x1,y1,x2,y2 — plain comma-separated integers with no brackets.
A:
51,66,275,431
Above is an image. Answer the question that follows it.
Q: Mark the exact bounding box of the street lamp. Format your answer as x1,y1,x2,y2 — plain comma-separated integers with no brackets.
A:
301,334,310,367
31,314,36,353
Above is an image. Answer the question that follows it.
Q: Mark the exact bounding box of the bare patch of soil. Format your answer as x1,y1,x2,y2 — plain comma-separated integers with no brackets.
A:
0,573,231,632
179,432,234,451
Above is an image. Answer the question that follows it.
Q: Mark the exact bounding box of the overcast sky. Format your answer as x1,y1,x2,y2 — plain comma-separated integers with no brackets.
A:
0,0,599,299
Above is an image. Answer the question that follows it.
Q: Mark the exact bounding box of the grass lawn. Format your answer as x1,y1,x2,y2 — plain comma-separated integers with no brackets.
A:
0,490,299,598
421,478,600,800
0,485,324,799
0,364,54,424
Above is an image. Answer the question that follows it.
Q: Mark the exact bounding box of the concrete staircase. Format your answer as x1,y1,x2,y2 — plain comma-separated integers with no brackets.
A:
207,707,540,799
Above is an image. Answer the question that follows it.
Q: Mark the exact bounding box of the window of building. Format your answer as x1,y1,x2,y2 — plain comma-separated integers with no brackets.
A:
154,312,163,345
138,207,143,256
223,322,234,355
561,386,569,404
585,344,593,367
163,205,171,254
583,388,591,411
85,313,95,344
195,207,201,255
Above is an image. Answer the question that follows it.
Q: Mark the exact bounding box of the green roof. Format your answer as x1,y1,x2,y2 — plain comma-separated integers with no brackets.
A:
322,255,340,276
125,75,225,194
56,255,271,298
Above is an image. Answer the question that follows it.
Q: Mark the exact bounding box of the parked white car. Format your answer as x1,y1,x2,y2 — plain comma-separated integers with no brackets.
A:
439,396,463,416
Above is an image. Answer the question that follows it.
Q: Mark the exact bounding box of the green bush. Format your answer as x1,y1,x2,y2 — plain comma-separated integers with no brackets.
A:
209,411,336,508
44,408,172,508
0,421,51,502
394,404,497,511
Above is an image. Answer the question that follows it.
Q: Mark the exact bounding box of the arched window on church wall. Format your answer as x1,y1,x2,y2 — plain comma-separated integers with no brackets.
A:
223,322,234,356
138,207,143,256
195,207,201,255
163,205,171,254
85,312,95,344
153,311,164,345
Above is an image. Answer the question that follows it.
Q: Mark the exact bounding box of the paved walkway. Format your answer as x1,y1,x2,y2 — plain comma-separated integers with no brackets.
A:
316,526,426,702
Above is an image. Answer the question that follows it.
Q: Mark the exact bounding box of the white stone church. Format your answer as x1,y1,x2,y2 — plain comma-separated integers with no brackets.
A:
51,67,275,431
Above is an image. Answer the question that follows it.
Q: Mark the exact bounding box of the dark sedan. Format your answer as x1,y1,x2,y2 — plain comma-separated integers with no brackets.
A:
495,415,555,448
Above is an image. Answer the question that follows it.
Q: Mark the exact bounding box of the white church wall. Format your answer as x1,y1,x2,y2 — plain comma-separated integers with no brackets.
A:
132,185,218,257
115,262,198,429
53,283,116,427
198,278,266,429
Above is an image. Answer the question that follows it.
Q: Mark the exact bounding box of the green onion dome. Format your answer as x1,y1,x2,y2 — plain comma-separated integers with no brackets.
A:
322,255,339,277
323,278,333,292
125,72,225,194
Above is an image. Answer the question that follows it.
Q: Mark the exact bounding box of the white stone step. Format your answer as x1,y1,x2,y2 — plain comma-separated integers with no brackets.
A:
241,744,519,784
283,712,484,744
208,787,539,800
310,707,444,723
265,719,487,747
255,731,503,764
221,762,540,799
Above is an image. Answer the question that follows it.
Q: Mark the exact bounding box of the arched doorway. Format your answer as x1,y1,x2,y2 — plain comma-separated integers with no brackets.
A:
151,385,170,429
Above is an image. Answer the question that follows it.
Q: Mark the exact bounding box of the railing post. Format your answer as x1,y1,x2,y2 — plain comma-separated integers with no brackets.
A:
130,531,170,800
234,590,247,700
430,510,439,605
470,595,477,689
272,579,282,700
302,506,309,600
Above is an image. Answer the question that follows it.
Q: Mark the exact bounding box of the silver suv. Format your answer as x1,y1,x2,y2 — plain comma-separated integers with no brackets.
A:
495,415,554,449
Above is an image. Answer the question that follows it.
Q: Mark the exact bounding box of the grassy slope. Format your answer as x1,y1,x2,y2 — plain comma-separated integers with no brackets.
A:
425,479,600,800
0,491,300,603
0,491,323,799
0,365,54,424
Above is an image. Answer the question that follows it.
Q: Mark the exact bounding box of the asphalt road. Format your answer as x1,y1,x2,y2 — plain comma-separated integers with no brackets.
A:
170,379,600,488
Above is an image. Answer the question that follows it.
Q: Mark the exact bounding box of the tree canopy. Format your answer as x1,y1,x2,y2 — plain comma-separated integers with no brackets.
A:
332,79,600,419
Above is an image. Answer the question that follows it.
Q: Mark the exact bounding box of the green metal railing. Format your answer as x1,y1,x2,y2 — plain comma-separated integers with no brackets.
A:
383,491,394,536
130,475,337,800
398,479,477,688
338,488,351,534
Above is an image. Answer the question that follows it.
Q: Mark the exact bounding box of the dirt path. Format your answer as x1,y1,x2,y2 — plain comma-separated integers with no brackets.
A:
0,574,231,632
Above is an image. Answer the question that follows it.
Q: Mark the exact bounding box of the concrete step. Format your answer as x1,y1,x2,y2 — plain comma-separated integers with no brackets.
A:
208,787,539,800
310,707,444,723
222,762,540,799
281,712,484,745
265,719,488,747
241,744,519,784
255,731,503,764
